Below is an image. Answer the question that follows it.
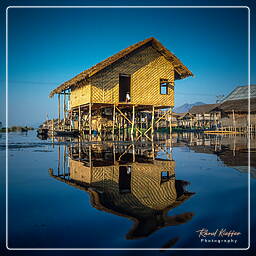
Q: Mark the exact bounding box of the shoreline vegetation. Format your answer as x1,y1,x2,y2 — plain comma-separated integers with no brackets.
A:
0,126,35,133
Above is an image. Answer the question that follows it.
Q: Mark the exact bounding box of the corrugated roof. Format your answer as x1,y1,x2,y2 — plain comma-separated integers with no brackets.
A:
189,104,220,114
49,37,193,97
221,85,256,102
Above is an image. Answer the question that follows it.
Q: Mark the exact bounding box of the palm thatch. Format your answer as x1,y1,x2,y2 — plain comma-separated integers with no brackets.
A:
49,37,193,97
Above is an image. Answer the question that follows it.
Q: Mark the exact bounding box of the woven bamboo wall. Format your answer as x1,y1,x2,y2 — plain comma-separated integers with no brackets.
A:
70,81,91,108
90,46,175,106
70,46,175,107
69,159,92,183
69,159,176,211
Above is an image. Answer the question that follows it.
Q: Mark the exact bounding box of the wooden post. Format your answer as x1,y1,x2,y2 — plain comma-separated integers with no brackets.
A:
70,110,72,131
63,91,66,130
156,110,160,130
89,145,92,168
169,108,172,136
132,144,135,162
151,106,155,134
89,103,92,137
232,110,236,132
57,143,60,175
140,112,143,130
52,119,54,133
78,105,81,132
58,94,60,130
131,105,135,136
112,105,115,136
118,116,121,140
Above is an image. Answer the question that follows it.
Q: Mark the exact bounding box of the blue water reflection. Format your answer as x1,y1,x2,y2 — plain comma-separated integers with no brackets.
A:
1,131,254,249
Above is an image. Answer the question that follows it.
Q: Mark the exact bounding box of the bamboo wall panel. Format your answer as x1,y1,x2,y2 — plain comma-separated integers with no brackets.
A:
89,46,175,106
69,159,176,211
70,82,91,108
69,159,91,183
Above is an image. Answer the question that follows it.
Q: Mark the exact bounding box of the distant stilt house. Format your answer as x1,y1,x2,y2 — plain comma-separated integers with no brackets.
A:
188,104,221,128
49,37,193,136
175,112,195,128
211,85,256,132
211,98,256,132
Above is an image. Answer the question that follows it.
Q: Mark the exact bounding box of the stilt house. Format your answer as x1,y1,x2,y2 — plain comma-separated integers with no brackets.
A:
49,37,193,135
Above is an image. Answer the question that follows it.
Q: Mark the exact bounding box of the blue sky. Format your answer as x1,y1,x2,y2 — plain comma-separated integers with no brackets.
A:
0,0,255,126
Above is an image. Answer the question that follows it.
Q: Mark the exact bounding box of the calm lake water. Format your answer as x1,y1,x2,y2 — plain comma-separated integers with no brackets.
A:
1,131,255,250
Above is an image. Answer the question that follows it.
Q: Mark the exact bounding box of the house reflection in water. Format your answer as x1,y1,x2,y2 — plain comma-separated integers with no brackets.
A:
49,141,195,242
174,132,256,178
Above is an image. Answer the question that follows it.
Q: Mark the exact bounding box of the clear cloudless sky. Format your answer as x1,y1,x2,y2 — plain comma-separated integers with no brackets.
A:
0,0,255,127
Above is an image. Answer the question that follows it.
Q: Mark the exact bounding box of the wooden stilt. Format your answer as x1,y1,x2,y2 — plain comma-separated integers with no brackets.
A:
70,110,72,131
58,94,60,130
169,107,172,136
144,107,172,135
116,106,143,137
112,105,115,136
52,119,54,134
63,91,66,130
57,143,60,175
132,144,135,162
89,103,92,137
151,106,155,135
89,145,92,168
169,107,172,149
131,105,135,136
118,115,121,140
78,105,81,132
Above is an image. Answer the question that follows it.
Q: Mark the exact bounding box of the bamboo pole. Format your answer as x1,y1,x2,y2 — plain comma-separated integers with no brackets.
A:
169,108,172,136
52,119,54,133
70,110,72,131
116,107,143,136
112,105,116,136
89,103,92,137
151,106,155,134
131,105,135,136
144,107,172,135
63,92,66,130
78,105,81,132
58,94,60,130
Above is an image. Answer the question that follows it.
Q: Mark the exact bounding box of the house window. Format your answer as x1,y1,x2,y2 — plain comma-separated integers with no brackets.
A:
161,171,175,184
160,79,169,95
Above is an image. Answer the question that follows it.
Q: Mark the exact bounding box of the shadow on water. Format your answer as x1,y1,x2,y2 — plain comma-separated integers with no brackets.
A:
48,140,195,248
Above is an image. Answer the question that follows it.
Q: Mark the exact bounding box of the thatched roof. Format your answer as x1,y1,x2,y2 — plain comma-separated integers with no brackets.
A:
214,98,256,113
189,104,220,114
49,37,193,97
